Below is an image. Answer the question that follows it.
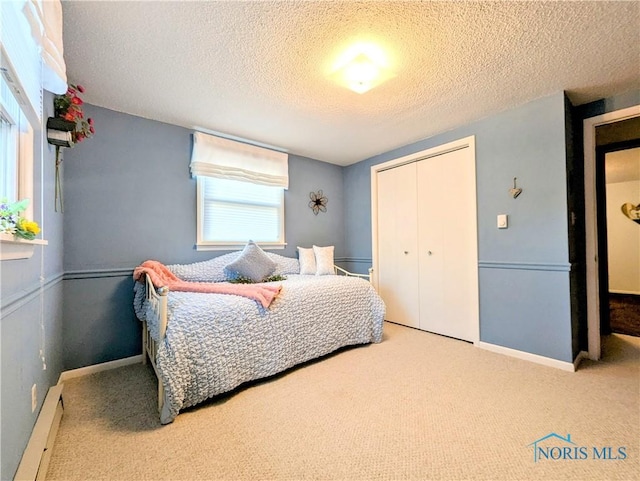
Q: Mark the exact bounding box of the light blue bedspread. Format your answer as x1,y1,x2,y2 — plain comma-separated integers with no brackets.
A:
134,274,385,423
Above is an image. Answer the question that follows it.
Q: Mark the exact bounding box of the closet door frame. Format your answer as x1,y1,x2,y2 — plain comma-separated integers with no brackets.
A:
371,135,479,342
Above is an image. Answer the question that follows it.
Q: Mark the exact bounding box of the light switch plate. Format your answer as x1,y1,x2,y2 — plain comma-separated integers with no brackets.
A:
497,214,508,229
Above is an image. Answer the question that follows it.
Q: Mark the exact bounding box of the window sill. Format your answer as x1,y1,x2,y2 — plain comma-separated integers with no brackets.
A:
0,234,48,261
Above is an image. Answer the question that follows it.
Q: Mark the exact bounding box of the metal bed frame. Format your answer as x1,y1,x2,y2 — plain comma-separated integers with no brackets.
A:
141,266,373,413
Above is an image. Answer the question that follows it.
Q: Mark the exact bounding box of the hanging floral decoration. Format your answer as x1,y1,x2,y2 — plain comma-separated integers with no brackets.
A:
50,83,96,212
53,84,95,144
0,199,41,240
309,190,328,215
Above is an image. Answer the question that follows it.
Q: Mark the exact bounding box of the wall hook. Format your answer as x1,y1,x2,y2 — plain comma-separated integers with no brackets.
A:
509,177,523,199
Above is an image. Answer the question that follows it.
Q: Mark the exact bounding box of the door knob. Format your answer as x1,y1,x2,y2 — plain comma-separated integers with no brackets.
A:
428,251,432,256
404,251,409,255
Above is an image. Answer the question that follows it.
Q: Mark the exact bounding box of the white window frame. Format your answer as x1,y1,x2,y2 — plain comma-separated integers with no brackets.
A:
1,71,34,219
195,176,286,251
0,87,43,261
0,1,49,260
0,109,18,200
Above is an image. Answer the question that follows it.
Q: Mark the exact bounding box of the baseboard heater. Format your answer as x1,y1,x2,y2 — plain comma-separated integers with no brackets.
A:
14,384,64,481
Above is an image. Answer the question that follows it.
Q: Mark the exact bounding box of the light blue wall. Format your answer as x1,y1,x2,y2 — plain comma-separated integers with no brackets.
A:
61,104,345,370
1,93,65,480
1,83,635,481
344,92,575,362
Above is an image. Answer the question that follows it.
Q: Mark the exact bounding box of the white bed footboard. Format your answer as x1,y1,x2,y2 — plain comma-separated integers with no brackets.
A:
334,265,373,282
141,274,168,413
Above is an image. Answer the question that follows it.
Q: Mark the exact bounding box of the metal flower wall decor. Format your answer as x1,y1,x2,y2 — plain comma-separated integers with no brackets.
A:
309,190,328,215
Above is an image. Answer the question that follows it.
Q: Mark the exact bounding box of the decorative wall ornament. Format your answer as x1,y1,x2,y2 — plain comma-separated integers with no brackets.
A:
621,202,640,224
309,190,328,215
509,177,523,199
47,84,96,212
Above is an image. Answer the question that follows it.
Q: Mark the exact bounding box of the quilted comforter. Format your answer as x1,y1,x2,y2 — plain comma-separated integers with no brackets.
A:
134,274,385,423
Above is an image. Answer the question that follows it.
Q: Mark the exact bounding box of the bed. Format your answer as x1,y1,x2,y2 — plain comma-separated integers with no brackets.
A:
133,251,385,424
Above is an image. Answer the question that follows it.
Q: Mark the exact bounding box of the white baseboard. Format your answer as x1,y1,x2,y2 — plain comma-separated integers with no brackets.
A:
475,341,576,372
58,355,143,384
15,385,64,481
609,289,640,295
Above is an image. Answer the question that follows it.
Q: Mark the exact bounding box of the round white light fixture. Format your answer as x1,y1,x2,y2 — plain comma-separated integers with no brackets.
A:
330,44,395,94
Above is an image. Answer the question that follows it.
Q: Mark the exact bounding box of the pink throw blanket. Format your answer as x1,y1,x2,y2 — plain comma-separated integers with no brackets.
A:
133,260,282,308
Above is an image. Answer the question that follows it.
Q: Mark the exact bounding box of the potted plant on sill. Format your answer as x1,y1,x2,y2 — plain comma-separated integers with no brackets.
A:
0,199,41,240
47,83,95,212
0,198,48,260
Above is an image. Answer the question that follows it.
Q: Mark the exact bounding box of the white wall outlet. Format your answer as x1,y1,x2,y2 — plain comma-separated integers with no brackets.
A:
497,214,508,229
31,384,37,413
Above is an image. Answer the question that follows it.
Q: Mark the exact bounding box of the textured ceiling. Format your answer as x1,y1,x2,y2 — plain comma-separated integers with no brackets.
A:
61,1,640,166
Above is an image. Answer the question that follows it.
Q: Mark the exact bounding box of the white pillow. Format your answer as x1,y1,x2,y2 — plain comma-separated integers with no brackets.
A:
297,246,316,275
313,245,334,276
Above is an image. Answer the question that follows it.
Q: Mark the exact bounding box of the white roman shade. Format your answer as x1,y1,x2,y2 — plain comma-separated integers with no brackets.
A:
1,0,67,124
190,132,289,189
24,0,67,94
1,1,43,122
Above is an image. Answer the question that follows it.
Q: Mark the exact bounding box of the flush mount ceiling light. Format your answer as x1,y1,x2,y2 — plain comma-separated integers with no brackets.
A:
329,44,395,94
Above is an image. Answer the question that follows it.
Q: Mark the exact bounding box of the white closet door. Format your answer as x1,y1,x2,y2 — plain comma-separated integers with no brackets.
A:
377,163,420,328
416,156,445,333
417,147,478,341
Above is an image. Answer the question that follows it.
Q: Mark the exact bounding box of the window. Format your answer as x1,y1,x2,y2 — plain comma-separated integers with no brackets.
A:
190,131,289,251
0,0,67,259
1,73,20,201
197,177,285,249
0,67,40,260
0,72,34,219
0,113,18,201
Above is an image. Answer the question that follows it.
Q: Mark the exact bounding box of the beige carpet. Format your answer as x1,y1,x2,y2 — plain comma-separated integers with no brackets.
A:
46,322,639,481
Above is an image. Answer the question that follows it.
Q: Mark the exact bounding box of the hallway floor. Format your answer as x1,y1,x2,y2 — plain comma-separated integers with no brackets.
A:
609,293,640,337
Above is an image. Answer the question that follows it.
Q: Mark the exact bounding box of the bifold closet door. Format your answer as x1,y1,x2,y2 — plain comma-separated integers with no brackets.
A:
417,147,478,342
376,162,420,328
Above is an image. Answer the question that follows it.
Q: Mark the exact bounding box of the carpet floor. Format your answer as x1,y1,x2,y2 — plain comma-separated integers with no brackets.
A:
46,322,639,481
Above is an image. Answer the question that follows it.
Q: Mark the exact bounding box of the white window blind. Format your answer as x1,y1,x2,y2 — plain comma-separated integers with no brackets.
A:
200,177,284,245
0,71,24,203
0,115,18,201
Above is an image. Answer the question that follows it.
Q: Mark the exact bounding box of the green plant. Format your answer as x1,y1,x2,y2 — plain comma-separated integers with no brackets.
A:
229,274,288,284
0,199,40,240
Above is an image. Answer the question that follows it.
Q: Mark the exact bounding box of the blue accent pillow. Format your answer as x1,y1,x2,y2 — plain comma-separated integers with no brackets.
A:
224,241,277,282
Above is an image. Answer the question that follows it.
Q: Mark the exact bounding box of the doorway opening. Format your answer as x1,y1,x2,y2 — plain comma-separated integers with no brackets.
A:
597,141,640,337
584,106,640,360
